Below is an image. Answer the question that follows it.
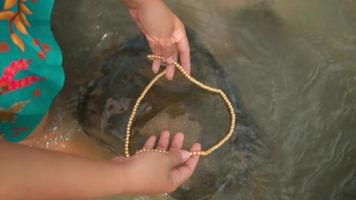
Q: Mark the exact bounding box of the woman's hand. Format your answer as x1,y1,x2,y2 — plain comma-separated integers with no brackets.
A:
124,0,191,80
0,131,199,199
114,131,201,195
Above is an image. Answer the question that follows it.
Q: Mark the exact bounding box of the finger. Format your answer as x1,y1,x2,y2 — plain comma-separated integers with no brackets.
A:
157,130,170,151
166,60,176,80
165,48,178,80
159,38,176,80
185,143,201,170
152,44,162,74
176,36,191,74
143,135,157,149
170,143,201,186
152,60,161,74
172,22,191,75
169,132,184,152
168,150,191,167
145,35,162,74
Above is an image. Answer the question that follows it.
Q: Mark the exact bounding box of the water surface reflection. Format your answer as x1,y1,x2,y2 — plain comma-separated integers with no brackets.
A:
47,1,356,199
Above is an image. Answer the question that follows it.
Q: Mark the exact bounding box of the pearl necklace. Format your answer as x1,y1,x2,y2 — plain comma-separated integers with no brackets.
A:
125,55,236,157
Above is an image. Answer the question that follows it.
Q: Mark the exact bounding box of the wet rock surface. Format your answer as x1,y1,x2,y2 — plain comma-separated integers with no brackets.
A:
77,32,257,199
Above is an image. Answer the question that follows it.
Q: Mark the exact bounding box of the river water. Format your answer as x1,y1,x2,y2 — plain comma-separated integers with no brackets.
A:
45,0,356,199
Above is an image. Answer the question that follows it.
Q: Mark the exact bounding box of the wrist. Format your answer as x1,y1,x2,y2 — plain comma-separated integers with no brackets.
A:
93,160,129,196
111,160,136,195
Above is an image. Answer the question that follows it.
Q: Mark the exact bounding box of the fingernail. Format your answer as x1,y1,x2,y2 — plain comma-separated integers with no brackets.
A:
181,150,191,161
153,67,159,74
162,130,170,136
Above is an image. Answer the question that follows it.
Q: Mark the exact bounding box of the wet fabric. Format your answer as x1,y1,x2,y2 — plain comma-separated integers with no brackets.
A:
0,0,64,142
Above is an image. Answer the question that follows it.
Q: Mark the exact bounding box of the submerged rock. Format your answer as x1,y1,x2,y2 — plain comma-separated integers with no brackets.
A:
77,31,256,199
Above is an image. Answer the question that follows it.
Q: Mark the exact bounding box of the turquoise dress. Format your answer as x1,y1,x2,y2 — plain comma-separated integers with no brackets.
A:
0,0,64,142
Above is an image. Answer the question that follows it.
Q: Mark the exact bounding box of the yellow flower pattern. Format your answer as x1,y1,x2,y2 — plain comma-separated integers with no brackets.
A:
0,0,33,51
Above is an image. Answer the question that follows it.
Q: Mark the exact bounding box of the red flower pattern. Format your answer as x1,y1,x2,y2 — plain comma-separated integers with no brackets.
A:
0,59,40,94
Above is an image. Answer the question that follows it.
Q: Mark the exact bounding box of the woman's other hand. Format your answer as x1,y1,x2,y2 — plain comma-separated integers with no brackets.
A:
113,131,201,194
124,0,191,80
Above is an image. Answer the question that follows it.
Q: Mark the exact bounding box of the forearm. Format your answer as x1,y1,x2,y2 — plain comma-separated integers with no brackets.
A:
0,141,125,200
121,0,161,9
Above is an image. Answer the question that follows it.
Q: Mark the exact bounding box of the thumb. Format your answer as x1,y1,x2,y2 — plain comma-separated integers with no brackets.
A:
168,150,191,167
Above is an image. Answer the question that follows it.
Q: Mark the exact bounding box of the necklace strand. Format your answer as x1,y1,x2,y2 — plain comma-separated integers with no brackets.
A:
125,55,237,157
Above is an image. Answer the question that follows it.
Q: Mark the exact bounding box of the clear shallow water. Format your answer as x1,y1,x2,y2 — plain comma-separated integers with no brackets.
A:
47,0,356,199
